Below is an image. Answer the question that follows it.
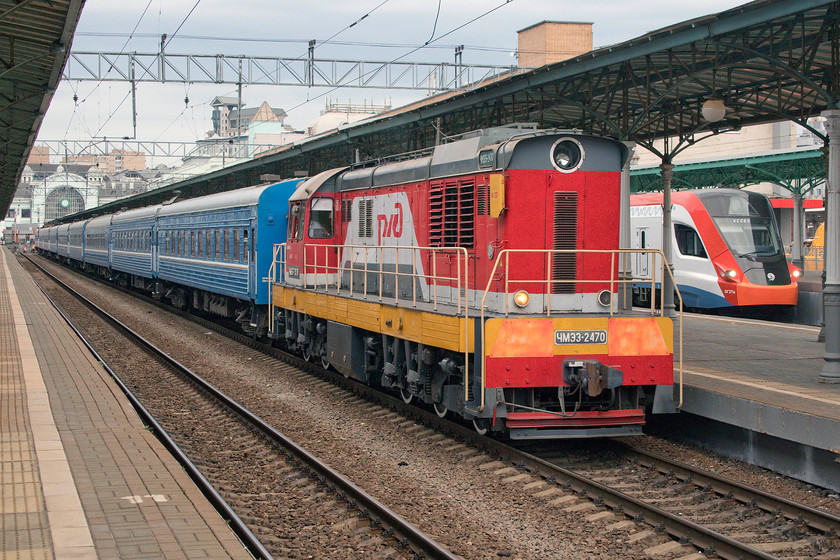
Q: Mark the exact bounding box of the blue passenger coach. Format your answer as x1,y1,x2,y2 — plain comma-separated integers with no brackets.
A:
56,224,71,260
155,178,302,334
68,220,86,262
110,206,159,287
83,215,112,273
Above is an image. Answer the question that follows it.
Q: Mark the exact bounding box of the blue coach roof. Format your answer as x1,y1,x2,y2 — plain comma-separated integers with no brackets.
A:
111,205,161,224
158,182,291,218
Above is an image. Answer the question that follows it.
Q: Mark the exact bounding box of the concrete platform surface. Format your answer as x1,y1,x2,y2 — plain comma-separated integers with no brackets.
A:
0,247,253,560
671,312,840,489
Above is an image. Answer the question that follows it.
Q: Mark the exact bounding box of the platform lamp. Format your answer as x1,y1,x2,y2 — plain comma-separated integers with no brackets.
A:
701,98,727,123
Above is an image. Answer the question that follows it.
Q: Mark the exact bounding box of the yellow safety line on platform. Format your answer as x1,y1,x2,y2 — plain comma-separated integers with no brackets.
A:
2,250,97,559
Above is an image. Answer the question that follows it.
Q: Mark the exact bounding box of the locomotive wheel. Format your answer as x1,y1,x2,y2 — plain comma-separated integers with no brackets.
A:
400,387,413,404
433,402,448,418
472,418,490,435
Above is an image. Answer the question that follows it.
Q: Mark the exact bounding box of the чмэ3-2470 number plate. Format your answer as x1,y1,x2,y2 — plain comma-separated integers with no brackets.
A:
554,330,607,345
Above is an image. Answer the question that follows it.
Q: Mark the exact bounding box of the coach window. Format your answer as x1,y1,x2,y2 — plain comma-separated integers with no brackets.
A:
675,224,708,258
233,230,239,262
308,197,334,238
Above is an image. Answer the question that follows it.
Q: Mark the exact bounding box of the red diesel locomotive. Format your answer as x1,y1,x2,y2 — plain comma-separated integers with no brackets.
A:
270,126,676,439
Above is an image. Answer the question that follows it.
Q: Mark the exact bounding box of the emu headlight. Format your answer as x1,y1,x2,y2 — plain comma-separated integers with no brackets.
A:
513,290,530,308
550,138,584,173
723,269,738,280
791,269,803,279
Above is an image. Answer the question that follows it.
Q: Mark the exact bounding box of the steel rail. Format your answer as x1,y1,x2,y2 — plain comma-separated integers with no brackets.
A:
23,256,274,560
24,254,460,560
618,440,840,535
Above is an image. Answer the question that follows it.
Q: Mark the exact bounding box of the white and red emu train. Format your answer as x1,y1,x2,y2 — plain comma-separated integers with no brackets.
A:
272,127,676,439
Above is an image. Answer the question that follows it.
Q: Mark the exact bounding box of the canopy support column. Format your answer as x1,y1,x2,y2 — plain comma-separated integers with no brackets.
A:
660,161,676,317
821,109,840,383
792,190,804,269
619,142,635,311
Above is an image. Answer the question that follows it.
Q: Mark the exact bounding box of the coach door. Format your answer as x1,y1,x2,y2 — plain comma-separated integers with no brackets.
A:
246,223,256,297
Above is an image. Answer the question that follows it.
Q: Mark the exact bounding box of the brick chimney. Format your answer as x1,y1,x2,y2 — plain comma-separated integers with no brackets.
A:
517,21,593,68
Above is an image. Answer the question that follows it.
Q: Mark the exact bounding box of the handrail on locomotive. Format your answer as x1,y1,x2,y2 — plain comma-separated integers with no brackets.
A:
269,243,682,418
478,248,683,412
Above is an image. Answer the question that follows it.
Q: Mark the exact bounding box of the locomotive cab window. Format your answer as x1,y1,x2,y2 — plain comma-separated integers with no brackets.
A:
289,202,304,241
308,197,334,239
675,224,707,258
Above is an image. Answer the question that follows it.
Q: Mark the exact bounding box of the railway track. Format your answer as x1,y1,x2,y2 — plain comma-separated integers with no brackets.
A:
24,255,460,560
25,253,840,559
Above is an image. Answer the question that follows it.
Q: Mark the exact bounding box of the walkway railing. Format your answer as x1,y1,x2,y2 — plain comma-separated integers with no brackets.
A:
270,244,683,415
272,243,470,312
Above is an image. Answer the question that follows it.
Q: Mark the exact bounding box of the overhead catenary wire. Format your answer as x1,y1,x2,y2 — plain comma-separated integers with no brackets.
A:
283,0,516,116
79,0,155,106
72,33,533,56
89,0,204,140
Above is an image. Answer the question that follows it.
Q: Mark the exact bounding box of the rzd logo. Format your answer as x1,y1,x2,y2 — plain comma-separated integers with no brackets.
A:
377,202,404,244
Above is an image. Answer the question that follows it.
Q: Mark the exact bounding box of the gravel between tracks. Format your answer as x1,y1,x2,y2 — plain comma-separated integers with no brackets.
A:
29,255,840,559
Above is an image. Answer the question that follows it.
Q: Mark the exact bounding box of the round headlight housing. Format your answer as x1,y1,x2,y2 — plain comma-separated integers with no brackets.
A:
513,290,530,308
550,138,584,173
597,290,612,307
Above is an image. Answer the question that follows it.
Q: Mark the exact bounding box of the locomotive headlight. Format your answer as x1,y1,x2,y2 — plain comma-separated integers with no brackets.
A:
597,290,612,307
513,290,530,308
550,138,584,173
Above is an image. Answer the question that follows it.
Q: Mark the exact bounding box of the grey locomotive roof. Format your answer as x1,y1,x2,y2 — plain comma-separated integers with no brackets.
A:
335,127,588,191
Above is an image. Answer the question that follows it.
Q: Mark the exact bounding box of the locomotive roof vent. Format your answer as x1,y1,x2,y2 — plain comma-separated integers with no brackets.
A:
551,138,584,173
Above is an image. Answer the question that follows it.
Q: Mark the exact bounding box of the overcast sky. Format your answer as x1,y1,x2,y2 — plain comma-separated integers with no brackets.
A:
37,0,753,152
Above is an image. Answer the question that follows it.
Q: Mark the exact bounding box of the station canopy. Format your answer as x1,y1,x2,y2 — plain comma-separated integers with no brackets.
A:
20,0,840,220
0,0,84,219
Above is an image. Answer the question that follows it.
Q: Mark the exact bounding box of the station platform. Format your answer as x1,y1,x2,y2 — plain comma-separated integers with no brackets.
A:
664,310,840,491
0,247,253,559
